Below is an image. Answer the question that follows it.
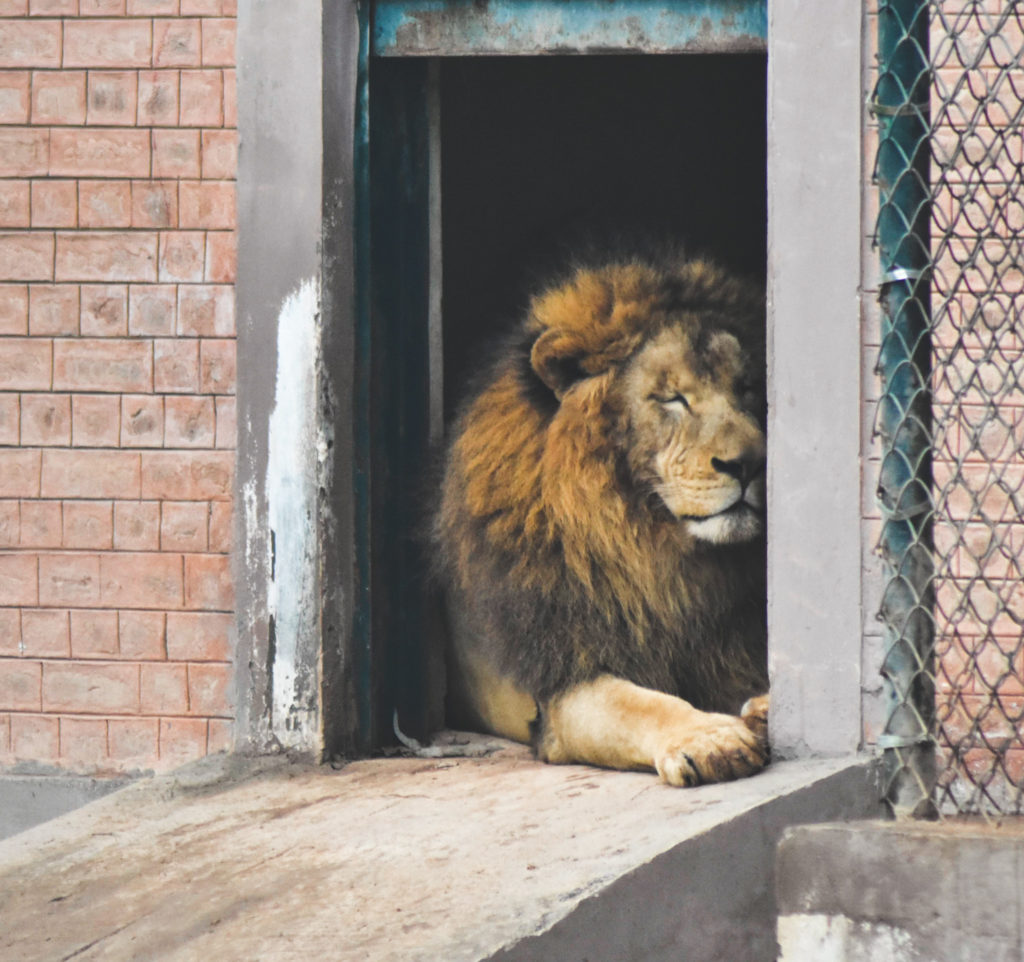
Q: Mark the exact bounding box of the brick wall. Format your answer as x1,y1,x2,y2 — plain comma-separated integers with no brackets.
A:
0,1,236,776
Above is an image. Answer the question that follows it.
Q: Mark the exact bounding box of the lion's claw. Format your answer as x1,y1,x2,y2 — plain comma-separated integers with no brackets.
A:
654,711,768,787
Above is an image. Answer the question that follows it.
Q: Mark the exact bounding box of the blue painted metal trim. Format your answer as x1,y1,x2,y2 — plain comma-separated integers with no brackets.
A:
373,0,766,56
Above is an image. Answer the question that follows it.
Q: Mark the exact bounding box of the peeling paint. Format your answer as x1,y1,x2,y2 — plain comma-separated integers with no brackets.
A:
266,278,321,749
373,0,767,57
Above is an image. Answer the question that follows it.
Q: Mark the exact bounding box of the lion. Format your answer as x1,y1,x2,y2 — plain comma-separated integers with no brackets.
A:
434,253,769,786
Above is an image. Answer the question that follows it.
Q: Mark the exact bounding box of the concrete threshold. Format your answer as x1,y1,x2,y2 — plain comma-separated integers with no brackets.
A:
0,740,882,962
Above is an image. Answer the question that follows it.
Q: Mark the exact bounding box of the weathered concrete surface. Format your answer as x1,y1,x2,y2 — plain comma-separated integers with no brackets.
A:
777,819,1024,961
0,774,129,841
1,747,879,961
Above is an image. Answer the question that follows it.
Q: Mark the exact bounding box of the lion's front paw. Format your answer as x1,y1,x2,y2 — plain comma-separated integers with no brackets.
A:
740,693,770,744
654,712,768,787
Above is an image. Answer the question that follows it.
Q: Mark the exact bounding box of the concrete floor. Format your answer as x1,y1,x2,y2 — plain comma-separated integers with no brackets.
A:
0,741,880,961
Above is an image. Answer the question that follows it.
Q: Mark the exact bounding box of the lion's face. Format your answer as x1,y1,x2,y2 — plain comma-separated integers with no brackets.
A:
617,325,766,545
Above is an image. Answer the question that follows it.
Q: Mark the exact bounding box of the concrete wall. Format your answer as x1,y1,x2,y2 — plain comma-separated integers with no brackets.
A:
767,0,869,758
778,820,1024,961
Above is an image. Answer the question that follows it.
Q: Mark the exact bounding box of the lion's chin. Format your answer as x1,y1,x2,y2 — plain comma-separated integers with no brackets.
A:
684,503,763,545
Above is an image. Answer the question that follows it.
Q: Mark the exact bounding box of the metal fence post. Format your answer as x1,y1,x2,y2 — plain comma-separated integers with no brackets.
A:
873,0,937,819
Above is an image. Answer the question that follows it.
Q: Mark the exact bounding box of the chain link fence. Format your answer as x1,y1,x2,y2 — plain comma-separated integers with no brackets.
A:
874,0,1024,817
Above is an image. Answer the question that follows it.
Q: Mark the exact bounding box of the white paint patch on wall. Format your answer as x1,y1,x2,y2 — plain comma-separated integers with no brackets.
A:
777,914,916,962
266,277,321,749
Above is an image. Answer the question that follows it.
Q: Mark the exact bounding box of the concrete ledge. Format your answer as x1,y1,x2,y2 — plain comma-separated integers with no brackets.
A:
777,820,1024,961
0,774,131,841
1,745,880,961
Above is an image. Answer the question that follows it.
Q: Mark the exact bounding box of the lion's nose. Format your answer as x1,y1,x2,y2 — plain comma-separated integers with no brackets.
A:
711,454,765,490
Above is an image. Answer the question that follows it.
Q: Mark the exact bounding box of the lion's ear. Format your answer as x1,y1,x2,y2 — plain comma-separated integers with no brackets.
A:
530,329,590,397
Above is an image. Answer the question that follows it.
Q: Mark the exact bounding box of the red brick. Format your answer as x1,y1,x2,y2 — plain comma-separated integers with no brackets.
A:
0,0,27,14
153,337,198,392
29,284,79,335
207,499,229,552
128,284,175,335
39,545,104,606
200,129,235,179
0,70,30,124
222,68,235,127
137,69,178,126
0,712,9,759
141,451,231,500
158,715,206,765
133,180,177,229
179,69,221,126
41,449,140,498
0,283,28,334
0,337,49,389
71,393,120,446
187,661,228,715
31,70,86,125
161,500,206,551
79,283,127,336
154,18,200,67
0,552,37,605
0,231,54,281
177,284,232,335
43,661,138,713
214,395,234,449
152,128,199,178
118,608,164,658
178,180,235,230
0,20,61,69
0,180,29,228
56,231,158,282
31,180,77,229
60,716,110,770
0,658,40,709
113,499,160,550
19,499,59,546
207,716,231,753
30,0,78,12
180,0,219,13
11,714,57,761
63,500,113,549
20,392,70,446
70,608,118,657
100,551,183,608
38,552,99,606
129,0,179,13
0,500,18,547
0,449,41,497
54,338,152,391
201,18,234,67
0,607,20,654
64,20,152,68
0,128,47,179
21,607,68,656
81,0,126,13
120,394,163,447
184,552,231,610
165,395,214,448
50,128,150,178
159,232,205,282
0,396,18,446
221,0,237,12
204,230,235,283
87,70,137,126
78,180,132,229
199,338,234,394
108,716,157,765
166,610,229,661
141,661,187,713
